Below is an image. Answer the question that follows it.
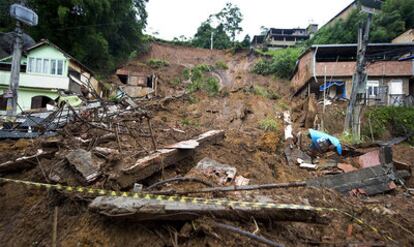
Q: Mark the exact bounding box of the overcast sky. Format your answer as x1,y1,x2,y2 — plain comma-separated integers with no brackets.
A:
145,0,355,41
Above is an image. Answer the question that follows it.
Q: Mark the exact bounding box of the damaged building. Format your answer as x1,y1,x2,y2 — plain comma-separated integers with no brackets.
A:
0,40,101,113
115,68,157,98
291,43,414,106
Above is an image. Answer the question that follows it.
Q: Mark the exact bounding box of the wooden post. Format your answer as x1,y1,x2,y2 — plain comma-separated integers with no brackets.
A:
52,206,58,247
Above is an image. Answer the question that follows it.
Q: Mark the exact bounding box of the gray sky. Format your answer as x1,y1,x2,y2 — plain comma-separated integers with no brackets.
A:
146,0,355,41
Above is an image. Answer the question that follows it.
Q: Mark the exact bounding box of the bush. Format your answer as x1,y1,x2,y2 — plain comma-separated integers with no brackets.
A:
252,47,302,79
215,61,229,70
186,64,220,96
252,85,280,100
147,59,169,69
363,106,414,144
259,117,280,132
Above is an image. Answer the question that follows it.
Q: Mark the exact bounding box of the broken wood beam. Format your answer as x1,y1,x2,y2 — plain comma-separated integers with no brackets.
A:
113,130,225,188
0,149,53,173
89,196,328,224
149,181,307,195
306,164,402,196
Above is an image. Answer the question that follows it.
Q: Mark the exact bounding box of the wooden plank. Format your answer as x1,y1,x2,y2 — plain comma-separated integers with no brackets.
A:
89,196,328,224
114,130,225,188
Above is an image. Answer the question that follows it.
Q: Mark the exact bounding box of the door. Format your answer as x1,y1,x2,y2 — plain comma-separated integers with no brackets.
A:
388,80,403,106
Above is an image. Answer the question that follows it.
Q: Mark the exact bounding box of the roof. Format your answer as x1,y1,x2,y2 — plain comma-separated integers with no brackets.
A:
297,42,414,61
267,28,309,37
25,39,96,76
252,35,265,44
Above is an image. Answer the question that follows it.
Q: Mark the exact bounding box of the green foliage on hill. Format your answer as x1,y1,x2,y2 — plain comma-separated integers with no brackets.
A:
311,0,414,44
252,47,303,79
1,0,148,75
363,106,414,143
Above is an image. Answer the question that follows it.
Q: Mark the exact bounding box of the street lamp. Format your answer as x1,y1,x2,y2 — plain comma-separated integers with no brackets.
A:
6,4,38,117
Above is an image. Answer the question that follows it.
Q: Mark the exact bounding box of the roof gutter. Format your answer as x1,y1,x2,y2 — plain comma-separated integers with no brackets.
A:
313,46,319,84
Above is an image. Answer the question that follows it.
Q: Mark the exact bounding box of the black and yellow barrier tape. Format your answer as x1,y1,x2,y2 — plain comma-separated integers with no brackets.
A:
0,177,396,242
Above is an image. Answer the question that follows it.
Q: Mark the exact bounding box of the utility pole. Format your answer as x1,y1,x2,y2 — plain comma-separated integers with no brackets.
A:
210,31,214,50
6,21,23,116
6,3,38,117
344,13,372,140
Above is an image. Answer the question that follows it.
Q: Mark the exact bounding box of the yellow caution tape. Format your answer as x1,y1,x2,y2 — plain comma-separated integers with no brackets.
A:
0,177,396,242
0,177,325,211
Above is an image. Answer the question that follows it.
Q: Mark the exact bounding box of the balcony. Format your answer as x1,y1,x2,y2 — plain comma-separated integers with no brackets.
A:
0,70,69,90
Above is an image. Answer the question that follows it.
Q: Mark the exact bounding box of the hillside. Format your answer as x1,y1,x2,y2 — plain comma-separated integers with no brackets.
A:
0,43,413,247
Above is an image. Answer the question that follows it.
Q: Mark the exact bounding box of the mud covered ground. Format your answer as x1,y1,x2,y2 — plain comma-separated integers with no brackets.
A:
1,43,414,246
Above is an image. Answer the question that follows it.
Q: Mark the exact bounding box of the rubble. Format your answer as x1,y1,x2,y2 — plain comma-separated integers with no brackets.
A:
112,130,225,188
66,149,103,183
0,149,52,173
193,157,237,185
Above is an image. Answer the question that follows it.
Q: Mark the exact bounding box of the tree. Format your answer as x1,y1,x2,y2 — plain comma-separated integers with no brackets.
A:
209,2,243,42
1,0,148,74
192,22,232,49
310,0,414,45
241,35,251,48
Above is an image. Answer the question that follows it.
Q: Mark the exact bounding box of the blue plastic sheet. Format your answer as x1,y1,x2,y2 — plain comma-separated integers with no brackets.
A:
309,129,342,155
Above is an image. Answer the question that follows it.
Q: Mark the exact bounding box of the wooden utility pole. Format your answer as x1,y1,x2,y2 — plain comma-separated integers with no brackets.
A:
344,13,372,140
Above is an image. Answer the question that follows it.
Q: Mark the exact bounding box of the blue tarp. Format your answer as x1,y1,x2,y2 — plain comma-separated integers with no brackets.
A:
309,129,342,155
319,81,345,91
399,55,414,61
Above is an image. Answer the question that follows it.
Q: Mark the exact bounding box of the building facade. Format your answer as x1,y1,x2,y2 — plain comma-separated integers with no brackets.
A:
0,40,100,113
291,43,414,106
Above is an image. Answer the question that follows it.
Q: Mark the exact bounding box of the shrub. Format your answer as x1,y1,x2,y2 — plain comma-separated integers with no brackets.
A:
186,64,220,96
182,68,191,80
171,77,181,86
252,85,280,100
147,59,169,69
363,106,414,144
215,60,229,70
259,117,280,132
252,47,302,79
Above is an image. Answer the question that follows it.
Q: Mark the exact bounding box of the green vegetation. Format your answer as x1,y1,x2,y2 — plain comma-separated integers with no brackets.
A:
310,0,414,44
215,61,229,70
191,3,249,50
185,64,220,96
180,118,200,127
362,106,414,144
259,117,280,132
147,59,169,69
251,85,280,100
252,47,303,79
1,0,148,74
339,132,363,145
171,77,181,86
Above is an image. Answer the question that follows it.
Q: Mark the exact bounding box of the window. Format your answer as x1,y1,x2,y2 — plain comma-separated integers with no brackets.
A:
28,57,35,72
35,58,42,73
50,59,57,75
57,60,63,75
26,57,64,76
367,81,379,97
43,59,50,74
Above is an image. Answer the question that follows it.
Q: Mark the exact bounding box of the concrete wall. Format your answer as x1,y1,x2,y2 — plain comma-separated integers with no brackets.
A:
392,29,414,44
315,60,413,77
0,86,59,113
324,2,358,28
0,71,69,90
291,51,314,90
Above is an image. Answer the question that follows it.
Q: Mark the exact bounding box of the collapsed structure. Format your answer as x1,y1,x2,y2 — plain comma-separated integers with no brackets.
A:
0,39,101,113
